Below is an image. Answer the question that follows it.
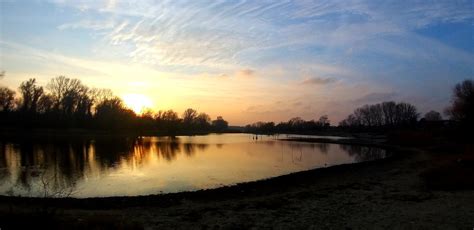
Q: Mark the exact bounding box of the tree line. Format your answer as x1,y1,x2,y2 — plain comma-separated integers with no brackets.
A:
244,115,330,134
339,79,473,131
0,76,229,133
338,101,419,128
245,79,473,134
1,76,472,135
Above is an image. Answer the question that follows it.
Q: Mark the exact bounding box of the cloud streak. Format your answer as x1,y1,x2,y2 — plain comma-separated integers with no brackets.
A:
300,77,337,85
1,0,473,124
58,20,116,30
52,0,474,69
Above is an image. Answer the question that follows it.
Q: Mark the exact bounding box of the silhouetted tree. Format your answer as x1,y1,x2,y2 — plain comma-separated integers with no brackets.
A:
19,78,43,113
317,115,330,127
95,97,136,129
156,110,181,134
395,102,418,125
37,94,54,114
87,88,113,117
0,87,15,112
156,110,178,122
46,76,84,114
381,101,397,126
195,112,211,130
1,75,227,134
245,121,275,134
424,110,442,121
212,116,229,131
445,79,474,128
245,114,332,134
339,101,419,129
288,117,304,131
182,108,198,125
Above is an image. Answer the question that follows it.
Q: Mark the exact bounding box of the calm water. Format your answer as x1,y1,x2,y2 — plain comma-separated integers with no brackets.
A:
0,134,387,198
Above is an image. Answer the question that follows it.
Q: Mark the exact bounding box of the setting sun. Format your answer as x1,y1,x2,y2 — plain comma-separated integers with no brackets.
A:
122,93,154,114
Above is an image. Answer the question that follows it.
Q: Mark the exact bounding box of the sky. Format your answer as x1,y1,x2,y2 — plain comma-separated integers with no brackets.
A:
0,0,473,125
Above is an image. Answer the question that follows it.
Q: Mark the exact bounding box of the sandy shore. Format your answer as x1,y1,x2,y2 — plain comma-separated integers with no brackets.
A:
0,140,473,229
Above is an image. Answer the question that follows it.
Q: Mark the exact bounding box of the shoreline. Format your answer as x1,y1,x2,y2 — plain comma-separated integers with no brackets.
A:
1,137,473,229
0,142,400,208
0,138,397,204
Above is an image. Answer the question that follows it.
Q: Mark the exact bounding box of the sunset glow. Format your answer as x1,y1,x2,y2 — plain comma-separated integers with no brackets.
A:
0,1,473,227
123,94,154,114
0,1,473,125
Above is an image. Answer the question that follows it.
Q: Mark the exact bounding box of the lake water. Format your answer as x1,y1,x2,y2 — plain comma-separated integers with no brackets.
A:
0,134,387,198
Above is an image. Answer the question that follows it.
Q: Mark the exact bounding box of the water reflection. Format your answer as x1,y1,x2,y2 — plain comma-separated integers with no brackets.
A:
0,134,387,198
339,144,388,162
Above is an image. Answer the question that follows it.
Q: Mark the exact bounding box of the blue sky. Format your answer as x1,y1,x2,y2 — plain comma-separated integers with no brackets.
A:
1,0,473,125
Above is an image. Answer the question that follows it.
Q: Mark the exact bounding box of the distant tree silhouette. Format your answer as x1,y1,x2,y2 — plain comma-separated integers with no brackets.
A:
155,110,181,134
395,102,418,125
46,76,91,117
245,115,331,134
19,78,43,113
37,94,54,114
339,101,419,129
424,110,442,121
318,115,330,127
195,112,211,130
0,87,15,112
1,75,232,134
94,97,136,130
445,79,474,128
246,121,275,134
89,88,114,106
182,108,198,125
381,101,397,126
212,116,229,131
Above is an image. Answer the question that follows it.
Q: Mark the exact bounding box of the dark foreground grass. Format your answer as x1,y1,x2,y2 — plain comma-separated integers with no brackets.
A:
0,212,143,230
420,146,474,190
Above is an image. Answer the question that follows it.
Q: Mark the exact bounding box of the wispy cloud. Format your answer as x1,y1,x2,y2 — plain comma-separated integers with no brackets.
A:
51,0,473,68
2,0,473,124
236,69,256,78
352,92,399,104
58,20,116,30
300,77,337,85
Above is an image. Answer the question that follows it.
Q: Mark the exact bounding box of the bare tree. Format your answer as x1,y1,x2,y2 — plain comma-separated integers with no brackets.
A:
340,101,419,128
19,78,44,113
182,108,198,125
37,94,54,114
156,109,181,133
424,110,442,121
46,76,83,113
195,112,211,129
317,115,330,127
0,87,15,112
89,88,113,108
381,101,397,126
212,116,229,131
445,79,474,125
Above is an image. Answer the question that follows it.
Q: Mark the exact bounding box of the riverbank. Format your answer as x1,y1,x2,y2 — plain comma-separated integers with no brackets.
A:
0,140,473,229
